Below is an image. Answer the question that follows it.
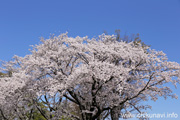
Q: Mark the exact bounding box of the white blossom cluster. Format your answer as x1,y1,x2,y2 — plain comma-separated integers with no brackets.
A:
0,33,180,120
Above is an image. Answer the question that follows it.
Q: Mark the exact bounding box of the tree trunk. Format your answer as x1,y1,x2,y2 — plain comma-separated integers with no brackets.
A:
110,107,119,120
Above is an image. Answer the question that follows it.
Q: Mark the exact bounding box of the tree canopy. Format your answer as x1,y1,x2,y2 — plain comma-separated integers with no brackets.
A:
0,33,180,120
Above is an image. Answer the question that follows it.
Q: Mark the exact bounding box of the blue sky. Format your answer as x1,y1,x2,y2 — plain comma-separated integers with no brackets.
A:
0,0,180,119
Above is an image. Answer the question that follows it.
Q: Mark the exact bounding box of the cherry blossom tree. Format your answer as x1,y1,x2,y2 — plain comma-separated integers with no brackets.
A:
0,33,180,120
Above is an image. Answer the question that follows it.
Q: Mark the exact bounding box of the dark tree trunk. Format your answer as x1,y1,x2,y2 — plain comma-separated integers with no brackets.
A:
110,106,120,120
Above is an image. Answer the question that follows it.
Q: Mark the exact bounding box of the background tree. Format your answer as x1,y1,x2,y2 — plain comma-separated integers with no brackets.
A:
0,33,180,120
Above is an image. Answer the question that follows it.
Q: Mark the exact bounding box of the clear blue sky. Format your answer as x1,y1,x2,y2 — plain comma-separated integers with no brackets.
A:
0,0,180,119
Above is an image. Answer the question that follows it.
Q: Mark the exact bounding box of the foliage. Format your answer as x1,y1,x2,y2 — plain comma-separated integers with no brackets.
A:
0,33,180,120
